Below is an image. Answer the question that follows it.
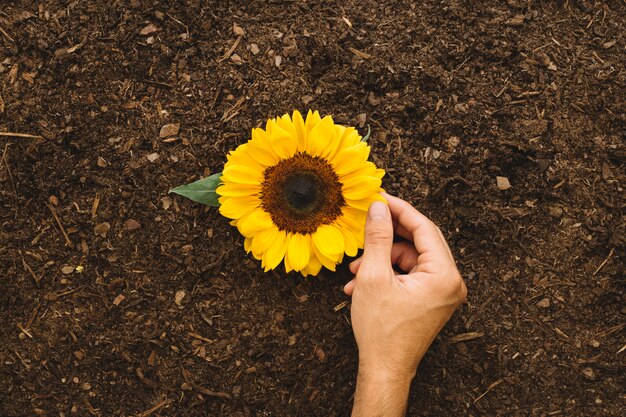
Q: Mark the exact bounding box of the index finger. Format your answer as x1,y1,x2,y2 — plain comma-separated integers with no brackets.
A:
384,193,454,262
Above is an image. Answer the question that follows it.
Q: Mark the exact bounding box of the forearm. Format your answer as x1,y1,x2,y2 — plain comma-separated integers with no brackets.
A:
351,368,412,417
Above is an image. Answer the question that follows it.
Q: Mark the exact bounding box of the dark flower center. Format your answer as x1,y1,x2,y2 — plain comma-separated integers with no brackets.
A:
261,153,345,234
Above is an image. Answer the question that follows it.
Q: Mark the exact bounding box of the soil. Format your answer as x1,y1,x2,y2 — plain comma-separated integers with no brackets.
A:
1,1,624,416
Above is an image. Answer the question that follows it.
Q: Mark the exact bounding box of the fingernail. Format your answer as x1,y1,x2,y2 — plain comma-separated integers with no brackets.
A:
368,201,388,220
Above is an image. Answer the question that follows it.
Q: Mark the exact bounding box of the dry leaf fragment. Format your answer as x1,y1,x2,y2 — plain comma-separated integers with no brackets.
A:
94,222,110,238
161,196,172,210
175,290,186,306
357,113,367,128
124,219,141,230
506,14,526,26
140,23,158,35
233,23,245,36
159,123,180,138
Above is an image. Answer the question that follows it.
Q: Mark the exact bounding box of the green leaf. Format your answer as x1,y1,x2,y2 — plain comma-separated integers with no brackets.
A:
169,173,222,207
361,124,371,142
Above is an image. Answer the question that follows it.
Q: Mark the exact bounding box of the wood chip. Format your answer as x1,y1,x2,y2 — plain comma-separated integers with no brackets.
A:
147,152,160,162
61,266,74,275
250,43,260,55
449,332,484,343
496,176,512,190
112,294,126,306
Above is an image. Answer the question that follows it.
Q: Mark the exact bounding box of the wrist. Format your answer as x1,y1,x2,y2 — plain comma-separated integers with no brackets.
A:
352,364,413,417
357,362,414,388
357,354,420,385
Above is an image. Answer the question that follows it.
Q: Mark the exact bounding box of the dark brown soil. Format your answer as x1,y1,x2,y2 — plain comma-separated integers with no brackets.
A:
1,1,624,416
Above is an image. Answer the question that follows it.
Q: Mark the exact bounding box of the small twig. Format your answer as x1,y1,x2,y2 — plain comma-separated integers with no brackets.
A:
472,379,503,404
218,35,242,63
20,253,40,284
0,25,14,43
593,247,614,276
91,193,100,218
47,203,73,247
142,79,175,89
16,321,33,339
190,382,231,400
348,47,372,59
187,332,214,344
165,12,189,36
137,398,172,417
0,132,43,139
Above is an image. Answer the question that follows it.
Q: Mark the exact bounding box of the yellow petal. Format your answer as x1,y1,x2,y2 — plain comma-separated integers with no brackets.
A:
339,162,383,182
342,176,382,200
225,144,265,171
250,227,278,259
345,193,386,211
292,110,307,151
301,253,323,276
244,237,253,253
276,113,297,138
313,224,345,258
331,143,370,176
307,115,337,158
248,136,280,167
286,233,311,271
311,241,338,271
337,126,361,150
263,229,287,271
216,183,260,197
237,209,274,236
305,110,322,133
336,220,359,257
270,125,297,159
219,196,260,219
284,252,293,273
222,165,263,185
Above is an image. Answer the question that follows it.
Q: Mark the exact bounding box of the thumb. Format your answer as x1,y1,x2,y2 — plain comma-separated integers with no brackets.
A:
359,201,394,279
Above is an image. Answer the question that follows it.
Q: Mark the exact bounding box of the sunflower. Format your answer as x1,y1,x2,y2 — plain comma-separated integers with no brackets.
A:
216,110,385,276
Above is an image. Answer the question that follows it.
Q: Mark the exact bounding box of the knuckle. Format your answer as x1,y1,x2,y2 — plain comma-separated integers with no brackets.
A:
366,225,392,244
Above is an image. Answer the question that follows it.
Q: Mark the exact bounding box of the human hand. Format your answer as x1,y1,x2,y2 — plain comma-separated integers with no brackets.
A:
346,193,466,416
